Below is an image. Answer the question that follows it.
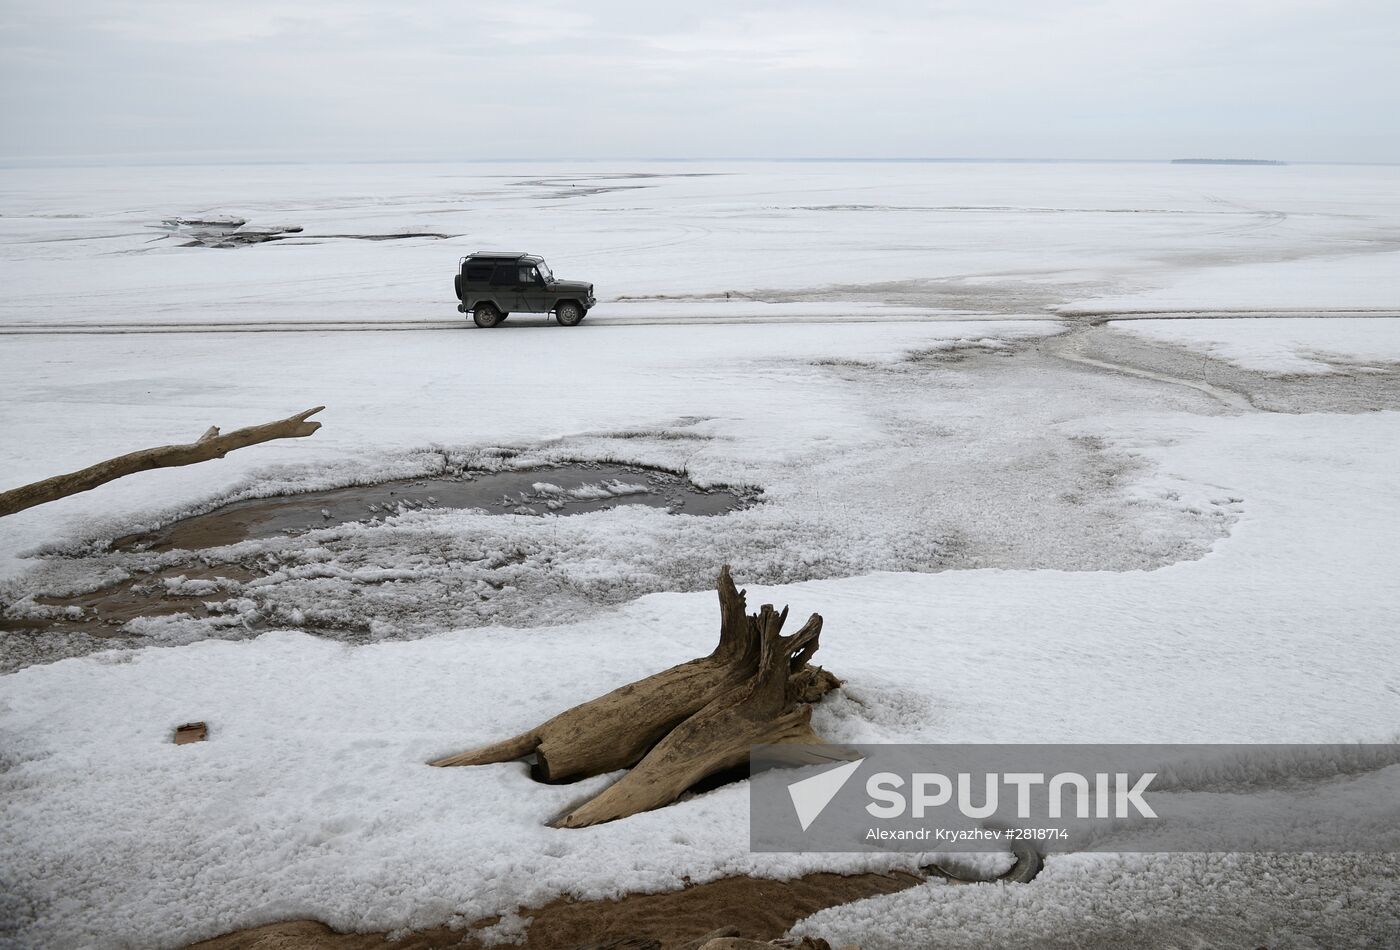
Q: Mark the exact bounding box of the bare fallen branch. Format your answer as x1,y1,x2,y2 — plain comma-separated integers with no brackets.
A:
0,407,325,517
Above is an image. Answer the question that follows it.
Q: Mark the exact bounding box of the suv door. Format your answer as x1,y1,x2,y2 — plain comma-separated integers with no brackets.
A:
517,264,549,312
489,264,526,312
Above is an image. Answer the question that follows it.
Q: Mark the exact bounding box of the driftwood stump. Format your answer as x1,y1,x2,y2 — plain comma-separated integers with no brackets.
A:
559,602,826,827
0,407,324,517
430,566,841,824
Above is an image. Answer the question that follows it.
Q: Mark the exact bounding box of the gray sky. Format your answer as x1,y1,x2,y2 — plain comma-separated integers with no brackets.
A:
2,0,1396,164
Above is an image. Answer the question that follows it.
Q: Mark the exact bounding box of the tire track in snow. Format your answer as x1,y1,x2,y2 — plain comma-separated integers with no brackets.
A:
6,309,1395,337
0,312,1052,335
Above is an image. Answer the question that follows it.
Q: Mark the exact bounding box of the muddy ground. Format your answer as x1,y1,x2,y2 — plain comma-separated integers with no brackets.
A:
189,866,948,950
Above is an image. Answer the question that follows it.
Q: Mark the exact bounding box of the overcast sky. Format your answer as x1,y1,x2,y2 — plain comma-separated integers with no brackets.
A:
1,0,1396,164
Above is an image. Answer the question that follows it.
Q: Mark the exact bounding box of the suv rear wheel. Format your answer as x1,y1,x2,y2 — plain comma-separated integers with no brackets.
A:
473,302,503,328
556,301,585,327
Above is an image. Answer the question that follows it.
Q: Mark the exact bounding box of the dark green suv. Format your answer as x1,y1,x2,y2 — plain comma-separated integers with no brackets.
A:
454,251,596,328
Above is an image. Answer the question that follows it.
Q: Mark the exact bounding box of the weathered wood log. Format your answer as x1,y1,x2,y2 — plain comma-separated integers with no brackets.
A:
431,566,771,781
431,567,840,783
789,665,842,704
0,407,325,517
556,603,831,827
695,940,847,950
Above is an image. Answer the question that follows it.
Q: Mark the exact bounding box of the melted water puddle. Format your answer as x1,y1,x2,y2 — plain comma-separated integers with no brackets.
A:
4,464,756,646
118,463,752,552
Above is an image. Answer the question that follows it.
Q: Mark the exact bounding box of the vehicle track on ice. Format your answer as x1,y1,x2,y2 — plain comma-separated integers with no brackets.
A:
5,308,1397,336
0,313,1042,335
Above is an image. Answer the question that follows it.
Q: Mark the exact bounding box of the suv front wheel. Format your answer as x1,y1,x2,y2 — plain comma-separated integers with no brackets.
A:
555,301,585,327
473,302,503,328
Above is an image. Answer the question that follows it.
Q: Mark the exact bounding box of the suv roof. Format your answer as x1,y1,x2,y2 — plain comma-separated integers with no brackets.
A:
467,250,537,260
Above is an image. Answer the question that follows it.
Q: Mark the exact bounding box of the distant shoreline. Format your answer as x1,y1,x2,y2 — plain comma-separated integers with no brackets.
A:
1171,158,1287,166
8,156,1397,170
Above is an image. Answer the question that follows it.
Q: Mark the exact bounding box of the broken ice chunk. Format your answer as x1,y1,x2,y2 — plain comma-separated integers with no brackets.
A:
600,479,649,496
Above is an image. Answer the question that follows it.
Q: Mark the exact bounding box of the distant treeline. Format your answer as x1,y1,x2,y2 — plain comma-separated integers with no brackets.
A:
1171,158,1287,166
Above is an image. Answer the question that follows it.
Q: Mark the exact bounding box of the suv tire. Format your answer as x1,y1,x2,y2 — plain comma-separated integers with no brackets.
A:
556,301,585,327
473,303,503,328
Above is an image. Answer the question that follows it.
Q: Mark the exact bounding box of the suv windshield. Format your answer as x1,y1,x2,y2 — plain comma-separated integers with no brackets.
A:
535,260,553,282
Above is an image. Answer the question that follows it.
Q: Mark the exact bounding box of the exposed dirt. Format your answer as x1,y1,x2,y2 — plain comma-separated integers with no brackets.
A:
186,868,936,950
22,561,260,639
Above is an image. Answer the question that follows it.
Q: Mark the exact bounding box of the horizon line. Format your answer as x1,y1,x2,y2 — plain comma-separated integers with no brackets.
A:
3,155,1398,171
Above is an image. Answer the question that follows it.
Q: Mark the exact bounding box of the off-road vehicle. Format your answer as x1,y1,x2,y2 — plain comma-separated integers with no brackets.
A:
454,251,595,328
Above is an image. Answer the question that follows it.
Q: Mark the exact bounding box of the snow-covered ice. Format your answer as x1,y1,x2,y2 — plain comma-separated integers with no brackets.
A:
3,160,1398,328
1113,317,1400,375
2,161,1400,948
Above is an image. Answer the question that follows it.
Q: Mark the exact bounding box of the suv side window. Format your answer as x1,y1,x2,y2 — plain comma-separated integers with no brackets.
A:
490,265,517,286
464,264,493,282
519,266,538,284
